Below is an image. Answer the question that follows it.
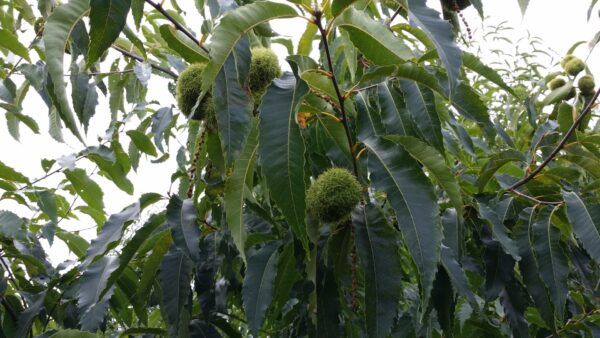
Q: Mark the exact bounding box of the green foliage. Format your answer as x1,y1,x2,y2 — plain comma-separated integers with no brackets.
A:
175,63,213,120
306,167,361,223
1,0,600,337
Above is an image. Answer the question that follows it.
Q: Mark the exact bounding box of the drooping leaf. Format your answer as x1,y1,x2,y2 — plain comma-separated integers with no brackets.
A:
43,0,89,142
363,135,441,305
477,201,521,261
0,28,31,62
201,1,298,95
386,135,463,216
258,73,309,250
160,246,193,338
166,196,200,262
406,0,461,96
159,24,208,64
87,0,131,67
63,168,104,213
395,62,445,94
135,230,172,317
77,256,118,331
531,206,568,320
99,213,165,300
336,8,413,66
85,146,134,194
225,119,258,262
151,107,173,153
399,80,444,152
376,82,416,136
440,245,478,308
562,191,600,263
242,241,280,336
83,202,140,266
214,36,253,165
353,204,403,338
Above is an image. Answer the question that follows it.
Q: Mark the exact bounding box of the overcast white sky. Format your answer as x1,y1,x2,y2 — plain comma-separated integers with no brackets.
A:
1,0,599,263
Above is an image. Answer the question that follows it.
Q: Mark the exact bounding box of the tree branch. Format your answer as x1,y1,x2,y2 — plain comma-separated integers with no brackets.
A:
143,0,209,54
507,87,600,191
111,45,178,79
314,12,359,178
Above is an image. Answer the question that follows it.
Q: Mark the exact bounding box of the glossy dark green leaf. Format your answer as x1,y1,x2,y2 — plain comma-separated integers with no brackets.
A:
440,245,478,308
336,8,413,66
64,168,104,213
377,82,416,136
225,119,258,261
406,0,461,95
353,204,402,338
563,191,600,263
166,196,200,262
131,0,144,29
135,230,171,316
462,52,517,96
159,246,193,338
258,73,309,250
399,80,444,152
77,256,118,331
87,0,131,67
363,135,441,305
531,206,568,320
201,1,297,95
332,0,359,17
99,213,165,300
214,37,252,165
43,0,88,142
85,146,134,194
83,202,140,266
243,241,280,336
450,82,494,134
15,291,47,338
477,201,521,261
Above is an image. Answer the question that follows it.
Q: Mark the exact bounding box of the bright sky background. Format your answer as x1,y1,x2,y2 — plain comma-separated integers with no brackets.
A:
1,0,599,264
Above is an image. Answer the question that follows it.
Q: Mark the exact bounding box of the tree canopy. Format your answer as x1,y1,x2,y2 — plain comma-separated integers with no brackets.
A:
0,0,599,337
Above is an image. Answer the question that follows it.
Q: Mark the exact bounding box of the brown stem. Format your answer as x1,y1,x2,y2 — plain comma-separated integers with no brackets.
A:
314,13,359,178
507,87,600,191
111,45,178,79
143,0,209,54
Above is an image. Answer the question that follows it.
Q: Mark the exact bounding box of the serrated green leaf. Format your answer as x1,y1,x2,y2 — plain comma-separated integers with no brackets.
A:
0,210,25,240
406,0,461,96
160,246,193,338
135,230,171,317
64,168,104,213
159,24,208,64
56,230,90,259
399,80,444,153
363,135,441,305
0,28,31,62
353,204,402,338
0,160,29,184
563,191,600,264
477,201,521,260
376,82,416,136
77,256,118,331
126,130,158,157
331,0,359,17
87,0,131,67
83,202,140,266
225,119,258,262
258,73,309,251
531,206,568,321
462,52,517,96
395,62,445,94
43,0,88,142
386,135,462,217
243,241,280,336
214,37,253,165
477,150,526,192
166,196,200,262
151,107,173,153
15,291,47,338
201,1,297,95
336,8,413,66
